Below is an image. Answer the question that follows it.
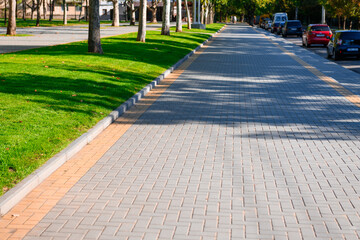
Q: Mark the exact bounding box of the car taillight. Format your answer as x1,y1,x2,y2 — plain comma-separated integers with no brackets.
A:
338,39,342,45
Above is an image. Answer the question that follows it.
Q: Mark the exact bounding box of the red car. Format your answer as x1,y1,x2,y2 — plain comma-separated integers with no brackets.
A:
302,24,332,47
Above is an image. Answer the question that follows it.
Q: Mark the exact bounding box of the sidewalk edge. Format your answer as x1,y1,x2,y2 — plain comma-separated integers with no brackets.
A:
0,25,226,216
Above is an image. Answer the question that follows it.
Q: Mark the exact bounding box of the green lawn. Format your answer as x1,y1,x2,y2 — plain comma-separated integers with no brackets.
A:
0,34,32,37
170,23,225,33
0,19,115,28
0,24,225,195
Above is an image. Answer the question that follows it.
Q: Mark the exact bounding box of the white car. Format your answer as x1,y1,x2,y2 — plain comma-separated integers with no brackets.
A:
271,12,288,33
265,20,272,30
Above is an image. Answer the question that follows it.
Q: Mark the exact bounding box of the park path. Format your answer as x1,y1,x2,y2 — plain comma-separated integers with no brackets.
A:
2,24,360,239
0,23,165,53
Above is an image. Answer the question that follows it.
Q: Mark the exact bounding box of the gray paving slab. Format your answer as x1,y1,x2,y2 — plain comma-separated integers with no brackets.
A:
24,24,360,239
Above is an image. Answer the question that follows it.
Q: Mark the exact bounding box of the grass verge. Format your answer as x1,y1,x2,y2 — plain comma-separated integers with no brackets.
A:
0,19,116,28
0,34,33,37
0,24,225,195
169,23,224,33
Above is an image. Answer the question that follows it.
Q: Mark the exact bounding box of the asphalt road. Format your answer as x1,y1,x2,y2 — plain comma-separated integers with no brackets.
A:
257,26,360,75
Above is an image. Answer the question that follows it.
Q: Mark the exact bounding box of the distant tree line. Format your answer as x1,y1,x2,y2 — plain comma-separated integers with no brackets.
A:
215,0,360,30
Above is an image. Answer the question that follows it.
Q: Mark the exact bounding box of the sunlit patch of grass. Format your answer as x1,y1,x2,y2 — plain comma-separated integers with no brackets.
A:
0,19,116,28
0,34,33,37
170,23,225,33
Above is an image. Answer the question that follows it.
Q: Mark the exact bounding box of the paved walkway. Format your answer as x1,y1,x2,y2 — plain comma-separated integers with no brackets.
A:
2,24,360,239
0,23,165,53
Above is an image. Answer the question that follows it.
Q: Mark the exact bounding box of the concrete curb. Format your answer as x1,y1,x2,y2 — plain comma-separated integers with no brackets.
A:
0,25,227,216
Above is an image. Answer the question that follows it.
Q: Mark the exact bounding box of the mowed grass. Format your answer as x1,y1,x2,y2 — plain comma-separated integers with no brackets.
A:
0,24,224,195
0,34,33,37
170,23,224,33
0,19,113,28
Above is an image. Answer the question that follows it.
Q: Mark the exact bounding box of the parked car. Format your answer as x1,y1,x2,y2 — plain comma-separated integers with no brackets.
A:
261,18,270,28
277,22,286,35
302,24,332,47
265,19,272,30
327,30,360,60
271,12,288,33
282,20,303,37
259,14,270,27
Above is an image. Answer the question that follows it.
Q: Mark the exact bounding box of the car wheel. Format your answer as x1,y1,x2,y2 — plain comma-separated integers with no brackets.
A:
283,34,287,38
327,48,332,59
333,49,340,61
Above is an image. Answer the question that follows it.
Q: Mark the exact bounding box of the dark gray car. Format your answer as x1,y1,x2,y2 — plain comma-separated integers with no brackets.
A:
282,20,303,38
327,31,360,60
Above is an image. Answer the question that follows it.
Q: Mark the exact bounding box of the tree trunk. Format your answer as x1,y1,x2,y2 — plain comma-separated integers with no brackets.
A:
161,0,170,35
36,0,40,26
137,0,146,42
88,0,103,53
201,3,204,24
112,0,119,26
4,0,6,24
171,0,175,21
209,2,214,24
31,0,35,19
43,0,46,19
85,0,88,21
350,20,353,30
343,16,347,30
205,2,209,24
75,4,77,19
184,0,190,29
130,1,135,25
22,0,26,20
63,0,67,25
176,0,182,32
49,0,54,21
7,0,16,35
295,6,298,20
321,5,325,24
149,8,157,23
79,4,82,20
338,15,341,29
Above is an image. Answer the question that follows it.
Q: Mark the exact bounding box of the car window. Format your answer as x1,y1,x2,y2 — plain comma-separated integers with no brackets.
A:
340,32,360,45
275,16,280,21
310,26,330,31
281,17,287,21
287,22,301,27
340,32,360,40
